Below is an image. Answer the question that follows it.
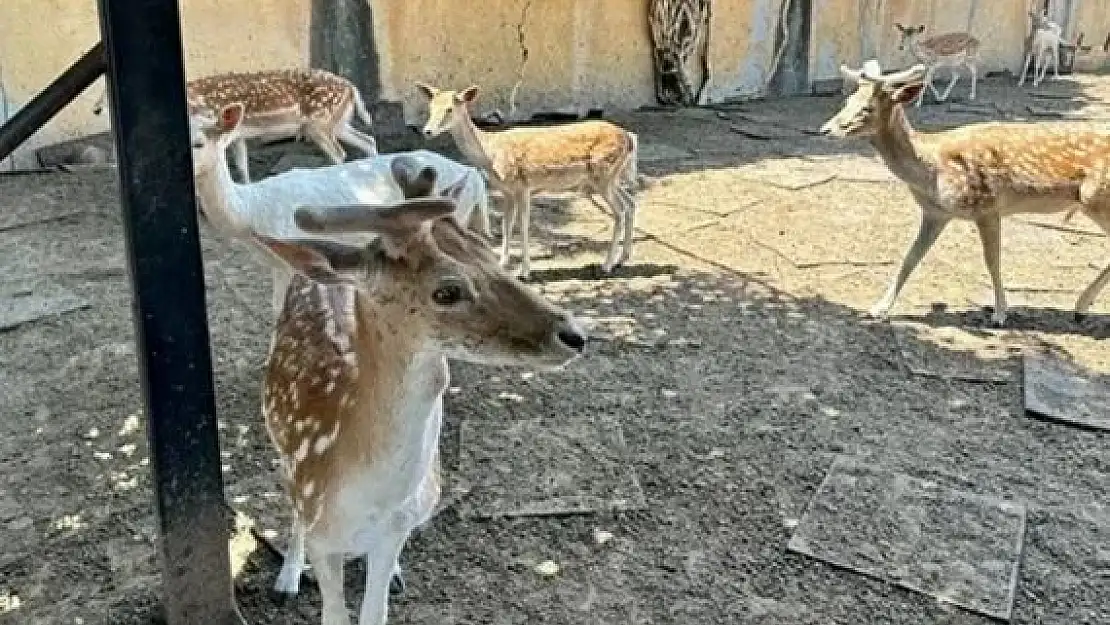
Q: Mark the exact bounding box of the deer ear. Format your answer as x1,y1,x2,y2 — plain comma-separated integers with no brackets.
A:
890,83,924,105
252,235,364,284
459,86,480,104
415,82,436,99
219,103,245,132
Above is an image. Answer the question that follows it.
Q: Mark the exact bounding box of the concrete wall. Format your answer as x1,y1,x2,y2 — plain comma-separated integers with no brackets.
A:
809,0,1037,86
377,0,789,121
0,0,310,167
4,0,1110,158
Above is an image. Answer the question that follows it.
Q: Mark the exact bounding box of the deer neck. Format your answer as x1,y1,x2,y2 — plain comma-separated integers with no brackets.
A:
339,292,448,472
448,113,498,178
193,146,251,236
871,105,935,189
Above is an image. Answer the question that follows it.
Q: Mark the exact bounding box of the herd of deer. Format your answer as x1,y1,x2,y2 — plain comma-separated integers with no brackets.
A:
135,8,1109,625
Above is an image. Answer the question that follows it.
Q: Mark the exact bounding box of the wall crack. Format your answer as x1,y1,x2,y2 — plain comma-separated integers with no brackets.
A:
507,0,534,119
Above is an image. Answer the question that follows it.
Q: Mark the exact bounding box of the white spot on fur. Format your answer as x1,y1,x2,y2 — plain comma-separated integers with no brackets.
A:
313,421,340,455
294,437,311,462
302,480,315,498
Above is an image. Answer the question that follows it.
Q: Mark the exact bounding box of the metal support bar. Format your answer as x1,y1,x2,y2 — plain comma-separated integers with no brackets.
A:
0,41,105,164
96,1,243,623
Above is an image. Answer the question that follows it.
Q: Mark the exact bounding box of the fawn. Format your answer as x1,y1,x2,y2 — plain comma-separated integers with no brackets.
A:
894,23,980,106
416,82,639,280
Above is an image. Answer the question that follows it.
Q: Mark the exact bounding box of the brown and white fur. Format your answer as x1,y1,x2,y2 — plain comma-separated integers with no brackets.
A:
1019,11,1065,87
416,82,639,280
819,60,1110,325
894,23,980,106
256,182,586,625
185,68,377,182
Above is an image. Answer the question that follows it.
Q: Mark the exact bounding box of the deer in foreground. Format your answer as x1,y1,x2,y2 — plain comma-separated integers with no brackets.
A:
144,67,379,183
255,186,587,625
188,101,492,314
894,23,980,106
1019,10,1065,87
416,82,640,280
819,59,1110,326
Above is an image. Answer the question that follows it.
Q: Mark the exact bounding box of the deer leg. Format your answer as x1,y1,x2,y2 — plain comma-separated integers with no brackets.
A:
337,125,379,157
967,62,977,100
870,212,951,319
1075,185,1110,317
466,189,494,239
1019,53,1033,86
517,190,535,280
599,187,626,273
938,71,961,101
273,509,306,595
1052,46,1061,79
305,125,347,165
498,192,519,269
917,67,938,107
231,138,252,183
617,186,638,265
975,214,1009,326
356,532,408,625
306,544,350,625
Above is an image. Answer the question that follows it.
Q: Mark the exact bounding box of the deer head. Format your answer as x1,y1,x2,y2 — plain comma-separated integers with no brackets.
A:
819,61,928,138
257,167,586,369
894,23,927,50
415,82,480,138
189,102,244,176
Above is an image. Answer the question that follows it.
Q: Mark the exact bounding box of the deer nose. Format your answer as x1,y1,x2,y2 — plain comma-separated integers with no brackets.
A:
556,327,587,353
422,128,434,138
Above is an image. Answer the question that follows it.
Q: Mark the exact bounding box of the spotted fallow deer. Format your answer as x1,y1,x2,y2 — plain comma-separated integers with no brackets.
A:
819,60,1110,326
894,23,980,106
255,185,586,625
181,68,377,182
416,82,640,280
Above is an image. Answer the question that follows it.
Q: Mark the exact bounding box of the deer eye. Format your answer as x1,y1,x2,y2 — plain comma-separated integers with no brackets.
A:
432,283,466,306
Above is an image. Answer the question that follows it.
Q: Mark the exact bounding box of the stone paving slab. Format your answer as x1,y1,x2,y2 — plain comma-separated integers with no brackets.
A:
788,455,1027,621
732,158,835,190
0,282,89,331
1023,351,1110,432
457,414,646,519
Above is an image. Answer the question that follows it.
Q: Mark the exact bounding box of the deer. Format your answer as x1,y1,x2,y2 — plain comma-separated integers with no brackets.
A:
96,68,379,183
1019,10,1065,87
254,183,587,625
818,59,1110,326
188,101,492,316
894,23,981,106
415,82,640,281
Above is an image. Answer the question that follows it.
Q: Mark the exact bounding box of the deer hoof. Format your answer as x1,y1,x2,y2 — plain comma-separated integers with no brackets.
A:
990,310,1008,327
390,572,406,595
867,304,892,320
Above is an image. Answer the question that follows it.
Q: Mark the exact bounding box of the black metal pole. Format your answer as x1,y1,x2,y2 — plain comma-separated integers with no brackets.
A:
0,41,105,164
96,1,242,624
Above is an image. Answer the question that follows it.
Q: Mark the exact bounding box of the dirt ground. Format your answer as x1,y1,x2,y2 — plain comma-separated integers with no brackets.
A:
2,72,1109,625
